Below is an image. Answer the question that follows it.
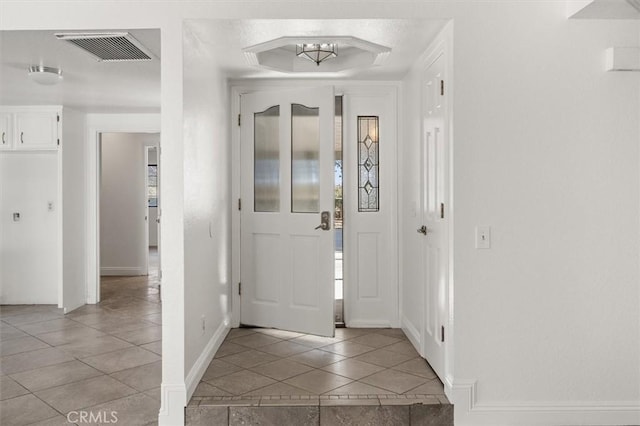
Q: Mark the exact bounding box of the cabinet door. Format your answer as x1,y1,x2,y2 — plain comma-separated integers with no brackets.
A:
0,113,12,150
15,111,59,150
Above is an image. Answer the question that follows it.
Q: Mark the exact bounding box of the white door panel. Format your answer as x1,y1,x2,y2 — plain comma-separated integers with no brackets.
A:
420,53,448,380
240,87,335,337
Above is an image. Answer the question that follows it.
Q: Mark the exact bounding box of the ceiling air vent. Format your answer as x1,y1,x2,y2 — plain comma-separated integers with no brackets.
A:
55,32,155,62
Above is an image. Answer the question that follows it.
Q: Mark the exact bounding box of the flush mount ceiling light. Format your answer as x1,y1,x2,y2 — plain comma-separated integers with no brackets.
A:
296,43,338,66
28,65,63,85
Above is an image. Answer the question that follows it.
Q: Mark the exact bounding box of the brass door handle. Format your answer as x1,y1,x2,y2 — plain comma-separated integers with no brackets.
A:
417,225,427,235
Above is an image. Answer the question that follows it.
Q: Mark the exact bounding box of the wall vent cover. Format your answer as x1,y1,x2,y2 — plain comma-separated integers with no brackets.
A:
55,32,155,62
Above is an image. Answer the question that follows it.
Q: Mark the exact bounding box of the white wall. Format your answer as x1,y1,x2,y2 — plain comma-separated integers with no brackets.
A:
0,152,59,304
100,132,154,275
402,3,640,424
182,22,232,395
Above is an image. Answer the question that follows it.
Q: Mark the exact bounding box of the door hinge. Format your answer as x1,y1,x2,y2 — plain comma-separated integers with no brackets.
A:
238,198,242,211
56,114,60,123
57,138,60,146
238,114,241,126
441,325,445,342
440,80,444,96
440,202,444,219
238,282,242,296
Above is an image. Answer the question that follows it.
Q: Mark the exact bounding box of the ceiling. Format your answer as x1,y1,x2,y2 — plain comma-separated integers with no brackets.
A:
186,19,448,80
0,29,161,113
0,20,447,112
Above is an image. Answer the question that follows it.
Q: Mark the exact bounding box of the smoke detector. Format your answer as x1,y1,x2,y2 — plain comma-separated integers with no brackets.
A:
55,32,155,62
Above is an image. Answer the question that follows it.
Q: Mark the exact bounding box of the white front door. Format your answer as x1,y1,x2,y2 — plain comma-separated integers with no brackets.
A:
420,53,448,380
240,87,335,337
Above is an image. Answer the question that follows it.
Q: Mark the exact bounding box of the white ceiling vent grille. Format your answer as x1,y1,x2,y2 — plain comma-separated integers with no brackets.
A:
55,32,155,62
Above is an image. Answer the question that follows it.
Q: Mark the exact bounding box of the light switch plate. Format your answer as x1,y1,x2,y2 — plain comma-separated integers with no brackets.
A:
475,226,491,249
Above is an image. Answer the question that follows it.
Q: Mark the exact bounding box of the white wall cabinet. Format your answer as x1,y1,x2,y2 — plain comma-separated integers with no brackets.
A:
0,107,61,151
0,112,12,150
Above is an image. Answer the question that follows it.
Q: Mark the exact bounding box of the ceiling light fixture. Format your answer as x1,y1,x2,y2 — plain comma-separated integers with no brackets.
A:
28,65,63,85
296,43,337,66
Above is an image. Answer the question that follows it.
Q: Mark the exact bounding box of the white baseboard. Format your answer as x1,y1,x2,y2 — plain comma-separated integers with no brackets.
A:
100,267,145,276
346,319,393,328
185,320,230,399
158,383,187,426
400,315,421,356
452,380,640,425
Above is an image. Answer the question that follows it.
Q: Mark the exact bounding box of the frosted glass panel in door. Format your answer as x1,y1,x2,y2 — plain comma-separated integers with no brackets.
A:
291,103,320,213
254,106,280,212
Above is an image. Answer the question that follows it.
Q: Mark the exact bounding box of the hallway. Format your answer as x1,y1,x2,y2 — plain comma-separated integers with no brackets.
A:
0,263,162,425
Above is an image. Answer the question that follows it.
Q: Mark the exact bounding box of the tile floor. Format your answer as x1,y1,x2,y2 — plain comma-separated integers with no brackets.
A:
190,327,449,409
0,251,162,426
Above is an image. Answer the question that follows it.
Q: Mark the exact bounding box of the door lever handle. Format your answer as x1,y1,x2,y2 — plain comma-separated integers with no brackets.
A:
417,225,428,235
315,211,331,231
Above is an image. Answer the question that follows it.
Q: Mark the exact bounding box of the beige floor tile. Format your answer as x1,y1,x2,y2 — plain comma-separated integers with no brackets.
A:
249,358,314,381
384,341,420,356
0,375,29,400
0,336,50,356
35,375,137,413
35,325,107,346
373,329,409,339
16,319,82,336
354,348,415,368
392,358,437,379
288,349,346,368
242,381,315,396
208,370,276,395
253,328,305,340
230,333,282,348
326,381,396,395
220,349,279,369
284,370,352,394
289,334,344,349
81,346,160,374
9,360,104,392
360,369,427,394
320,398,379,406
379,396,440,405
0,347,74,375
258,340,311,357
111,325,162,345
348,333,402,348
226,328,257,339
1,311,63,327
144,387,161,401
89,318,156,334
193,382,233,397
84,393,160,426
57,335,133,358
25,414,75,426
110,360,161,391
333,328,372,340
201,359,244,381
0,324,28,342
141,340,162,355
261,396,320,406
144,312,162,325
403,378,445,395
0,394,59,426
214,341,250,358
320,341,376,357
321,359,385,380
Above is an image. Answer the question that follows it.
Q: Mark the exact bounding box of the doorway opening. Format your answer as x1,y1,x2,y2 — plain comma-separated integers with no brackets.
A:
334,95,344,325
99,132,160,299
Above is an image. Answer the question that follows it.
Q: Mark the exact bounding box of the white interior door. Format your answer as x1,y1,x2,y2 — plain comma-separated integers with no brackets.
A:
240,86,335,337
420,53,448,380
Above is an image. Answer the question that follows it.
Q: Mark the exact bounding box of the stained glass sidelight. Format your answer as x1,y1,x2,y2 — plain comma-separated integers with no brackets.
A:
358,116,379,212
254,105,280,212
